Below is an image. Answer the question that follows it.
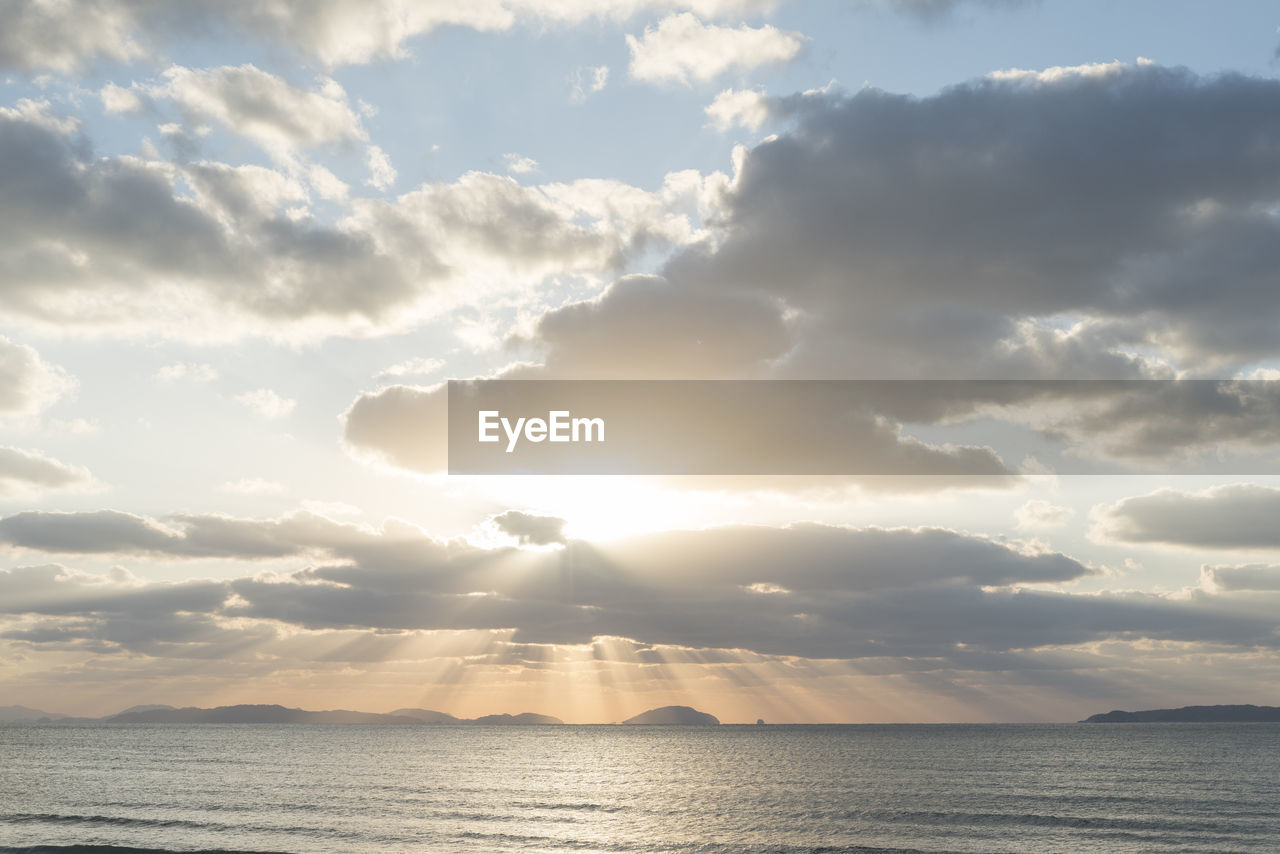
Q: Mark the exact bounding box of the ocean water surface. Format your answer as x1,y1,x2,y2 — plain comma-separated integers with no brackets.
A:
2,722,1279,853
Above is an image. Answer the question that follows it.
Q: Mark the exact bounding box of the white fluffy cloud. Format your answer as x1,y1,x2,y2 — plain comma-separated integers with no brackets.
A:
0,0,1023,76
503,153,539,175
153,362,218,383
626,13,804,85
0,0,780,72
1014,500,1075,530
220,478,285,495
0,337,74,421
0,0,146,73
364,145,397,190
376,357,444,381
236,389,296,420
705,87,771,130
103,64,370,166
569,64,610,103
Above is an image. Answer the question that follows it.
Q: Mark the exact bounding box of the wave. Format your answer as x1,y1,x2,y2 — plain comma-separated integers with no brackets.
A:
0,847,287,854
2,814,213,832
512,801,625,812
850,808,1266,835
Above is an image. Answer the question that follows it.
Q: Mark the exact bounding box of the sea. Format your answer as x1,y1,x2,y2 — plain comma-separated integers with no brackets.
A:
2,722,1279,853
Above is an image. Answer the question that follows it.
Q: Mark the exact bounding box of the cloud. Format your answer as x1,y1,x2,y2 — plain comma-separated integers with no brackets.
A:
364,144,396,190
659,64,1280,377
340,374,1017,482
220,478,285,495
376,357,444,381
523,274,789,378
0,447,95,497
6,516,1275,666
626,13,804,86
153,362,218,383
0,1,780,72
0,509,412,560
0,336,74,420
0,563,227,617
340,62,1280,401
503,153,538,175
305,163,350,201
106,63,400,197
9,514,1280,718
104,64,367,162
1029,380,1280,463
0,0,145,73
1093,484,1280,550
888,0,1033,20
235,388,296,420
569,65,610,103
332,63,1280,480
1201,564,1280,593
491,510,568,545
705,87,771,130
0,107,712,341
343,383,445,473
1014,500,1074,530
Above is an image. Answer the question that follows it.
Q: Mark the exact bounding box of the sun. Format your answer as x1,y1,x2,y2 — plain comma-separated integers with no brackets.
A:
469,475,723,541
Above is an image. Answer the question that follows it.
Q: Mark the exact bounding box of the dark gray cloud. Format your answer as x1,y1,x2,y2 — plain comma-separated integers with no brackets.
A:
1043,381,1280,462
521,275,791,380
494,64,1280,385
0,563,227,616
1202,564,1280,592
670,64,1280,374
338,64,1280,481
2,520,1275,688
0,509,449,561
886,0,1033,21
340,63,1280,479
1094,484,1280,549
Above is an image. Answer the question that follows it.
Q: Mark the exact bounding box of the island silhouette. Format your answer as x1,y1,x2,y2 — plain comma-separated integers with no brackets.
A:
1082,704,1280,723
2,703,722,725
621,705,720,725
2,703,566,725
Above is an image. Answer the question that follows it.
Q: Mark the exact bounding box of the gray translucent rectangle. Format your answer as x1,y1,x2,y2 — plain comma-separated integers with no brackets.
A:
446,379,1280,475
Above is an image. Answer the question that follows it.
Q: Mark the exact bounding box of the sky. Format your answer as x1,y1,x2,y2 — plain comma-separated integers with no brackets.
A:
4,0,1280,723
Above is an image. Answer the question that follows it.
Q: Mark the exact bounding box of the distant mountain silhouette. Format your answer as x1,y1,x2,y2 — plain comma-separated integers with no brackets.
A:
1082,704,1280,723
470,712,563,725
105,704,424,724
73,704,565,725
115,704,177,715
6,701,631,726
392,709,563,725
389,708,462,724
0,705,71,722
622,705,719,725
